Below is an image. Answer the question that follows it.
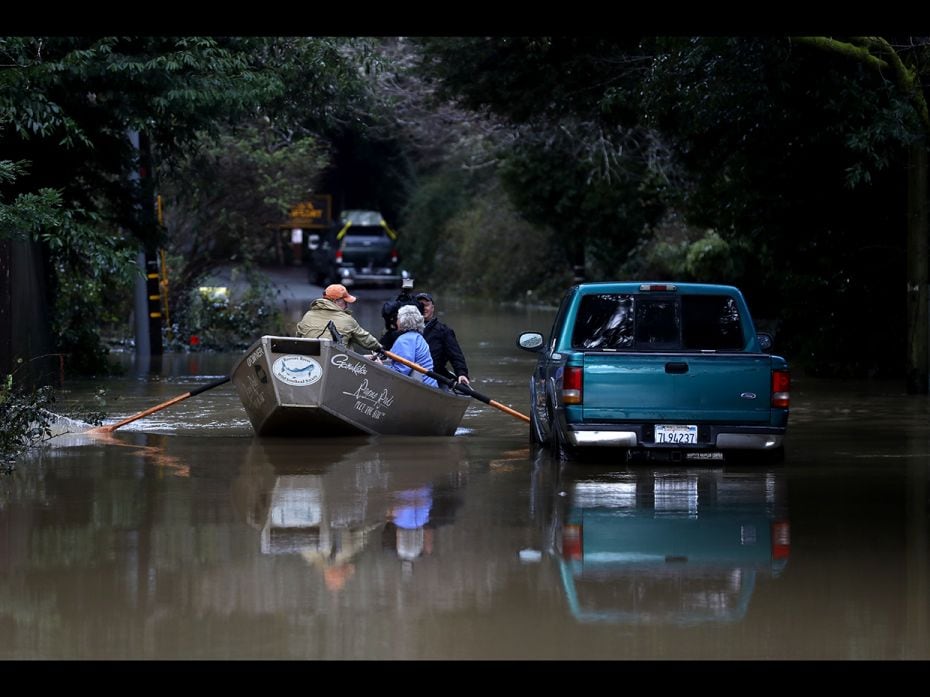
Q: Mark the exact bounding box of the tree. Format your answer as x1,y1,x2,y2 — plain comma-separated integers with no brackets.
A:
410,37,670,285
639,37,915,378
0,36,369,374
160,120,329,298
789,37,929,392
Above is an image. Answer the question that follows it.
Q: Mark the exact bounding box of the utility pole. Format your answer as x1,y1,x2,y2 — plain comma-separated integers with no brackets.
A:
129,129,163,357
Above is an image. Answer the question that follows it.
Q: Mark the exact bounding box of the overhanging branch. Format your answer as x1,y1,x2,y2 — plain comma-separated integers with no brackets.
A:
792,35,930,132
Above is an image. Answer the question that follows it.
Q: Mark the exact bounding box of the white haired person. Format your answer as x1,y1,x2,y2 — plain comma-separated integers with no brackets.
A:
387,304,439,388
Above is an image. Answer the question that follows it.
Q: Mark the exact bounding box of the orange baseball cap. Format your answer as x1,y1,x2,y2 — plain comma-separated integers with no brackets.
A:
324,283,357,303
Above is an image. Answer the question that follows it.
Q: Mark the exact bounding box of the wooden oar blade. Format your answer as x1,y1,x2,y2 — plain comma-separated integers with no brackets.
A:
87,392,193,433
86,376,231,434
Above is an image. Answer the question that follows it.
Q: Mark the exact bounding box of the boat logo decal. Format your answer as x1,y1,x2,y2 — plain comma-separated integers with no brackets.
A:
331,353,368,375
272,355,323,386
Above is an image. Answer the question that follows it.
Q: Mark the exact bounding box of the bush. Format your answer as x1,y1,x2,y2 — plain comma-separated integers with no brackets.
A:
0,370,54,467
430,185,573,305
169,266,288,351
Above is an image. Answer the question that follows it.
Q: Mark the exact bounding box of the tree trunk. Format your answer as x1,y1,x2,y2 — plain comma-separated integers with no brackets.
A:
0,240,12,380
906,142,928,394
0,240,56,388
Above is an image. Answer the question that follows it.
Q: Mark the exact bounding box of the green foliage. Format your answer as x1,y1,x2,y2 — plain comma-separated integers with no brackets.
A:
37,205,137,374
638,36,917,376
410,35,929,378
414,37,671,286
0,161,73,242
0,368,54,466
398,166,471,281
0,37,284,217
499,134,666,274
414,37,644,125
1,159,138,373
617,219,743,283
169,266,287,351
434,185,573,304
684,231,740,280
1,36,371,375
397,161,573,303
247,37,373,135
161,119,330,299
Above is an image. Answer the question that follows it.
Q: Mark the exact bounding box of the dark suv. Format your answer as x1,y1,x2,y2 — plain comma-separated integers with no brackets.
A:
334,210,401,288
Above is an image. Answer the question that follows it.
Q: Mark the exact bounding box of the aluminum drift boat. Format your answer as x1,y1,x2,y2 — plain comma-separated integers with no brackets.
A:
231,336,470,437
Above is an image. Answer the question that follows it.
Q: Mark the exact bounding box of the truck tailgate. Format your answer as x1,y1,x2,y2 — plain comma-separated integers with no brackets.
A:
582,353,772,423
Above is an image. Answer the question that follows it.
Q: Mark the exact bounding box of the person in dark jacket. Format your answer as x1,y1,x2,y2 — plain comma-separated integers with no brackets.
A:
414,292,471,387
379,281,421,350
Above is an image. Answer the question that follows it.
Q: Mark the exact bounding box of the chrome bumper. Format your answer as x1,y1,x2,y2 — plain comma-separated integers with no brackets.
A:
566,430,783,450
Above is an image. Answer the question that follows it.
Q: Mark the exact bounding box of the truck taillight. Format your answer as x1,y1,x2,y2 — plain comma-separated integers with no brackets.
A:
639,283,678,292
335,249,343,263
772,369,790,409
562,524,582,560
771,520,790,560
391,248,398,263
562,366,583,404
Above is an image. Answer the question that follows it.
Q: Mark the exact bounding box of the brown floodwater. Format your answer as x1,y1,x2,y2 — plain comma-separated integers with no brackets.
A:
2,293,928,660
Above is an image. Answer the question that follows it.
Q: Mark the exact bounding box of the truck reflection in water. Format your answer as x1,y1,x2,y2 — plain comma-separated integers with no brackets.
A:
552,466,789,625
231,438,465,590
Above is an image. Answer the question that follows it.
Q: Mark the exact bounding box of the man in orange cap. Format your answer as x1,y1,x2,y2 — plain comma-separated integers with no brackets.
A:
296,283,383,353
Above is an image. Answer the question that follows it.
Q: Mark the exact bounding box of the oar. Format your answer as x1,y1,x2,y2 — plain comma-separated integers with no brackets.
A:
87,376,231,434
380,349,530,423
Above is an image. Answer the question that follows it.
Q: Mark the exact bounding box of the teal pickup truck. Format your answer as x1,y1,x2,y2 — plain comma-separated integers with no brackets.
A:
516,282,789,462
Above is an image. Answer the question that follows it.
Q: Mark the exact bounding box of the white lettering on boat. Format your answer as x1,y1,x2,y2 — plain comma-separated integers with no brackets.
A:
354,400,386,421
331,353,368,375
246,346,265,367
245,372,266,408
343,379,394,421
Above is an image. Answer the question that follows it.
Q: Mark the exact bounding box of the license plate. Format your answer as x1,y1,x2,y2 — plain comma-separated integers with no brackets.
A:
654,424,698,444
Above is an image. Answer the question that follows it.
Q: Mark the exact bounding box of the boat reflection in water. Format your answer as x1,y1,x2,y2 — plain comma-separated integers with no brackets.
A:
231,436,467,590
551,465,790,625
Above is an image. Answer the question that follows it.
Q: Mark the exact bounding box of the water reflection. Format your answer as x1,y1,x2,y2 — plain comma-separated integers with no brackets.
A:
231,437,468,593
547,463,789,626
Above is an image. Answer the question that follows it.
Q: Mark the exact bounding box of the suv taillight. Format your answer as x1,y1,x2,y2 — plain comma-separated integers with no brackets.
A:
772,369,790,409
562,524,582,560
563,366,583,405
771,520,790,560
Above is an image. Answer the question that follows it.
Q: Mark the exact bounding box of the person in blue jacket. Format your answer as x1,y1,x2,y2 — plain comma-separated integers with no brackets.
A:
387,304,439,388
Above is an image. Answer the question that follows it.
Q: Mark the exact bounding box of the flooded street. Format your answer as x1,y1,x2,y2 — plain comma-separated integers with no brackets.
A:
2,294,929,660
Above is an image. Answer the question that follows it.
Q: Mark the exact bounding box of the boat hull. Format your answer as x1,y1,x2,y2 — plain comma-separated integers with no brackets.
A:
231,336,469,437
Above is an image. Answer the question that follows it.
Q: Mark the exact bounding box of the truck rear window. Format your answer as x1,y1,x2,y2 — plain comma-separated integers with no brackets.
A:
343,226,388,239
572,294,745,351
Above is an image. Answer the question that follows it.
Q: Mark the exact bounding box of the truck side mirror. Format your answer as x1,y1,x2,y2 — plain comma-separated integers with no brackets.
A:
517,332,545,353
